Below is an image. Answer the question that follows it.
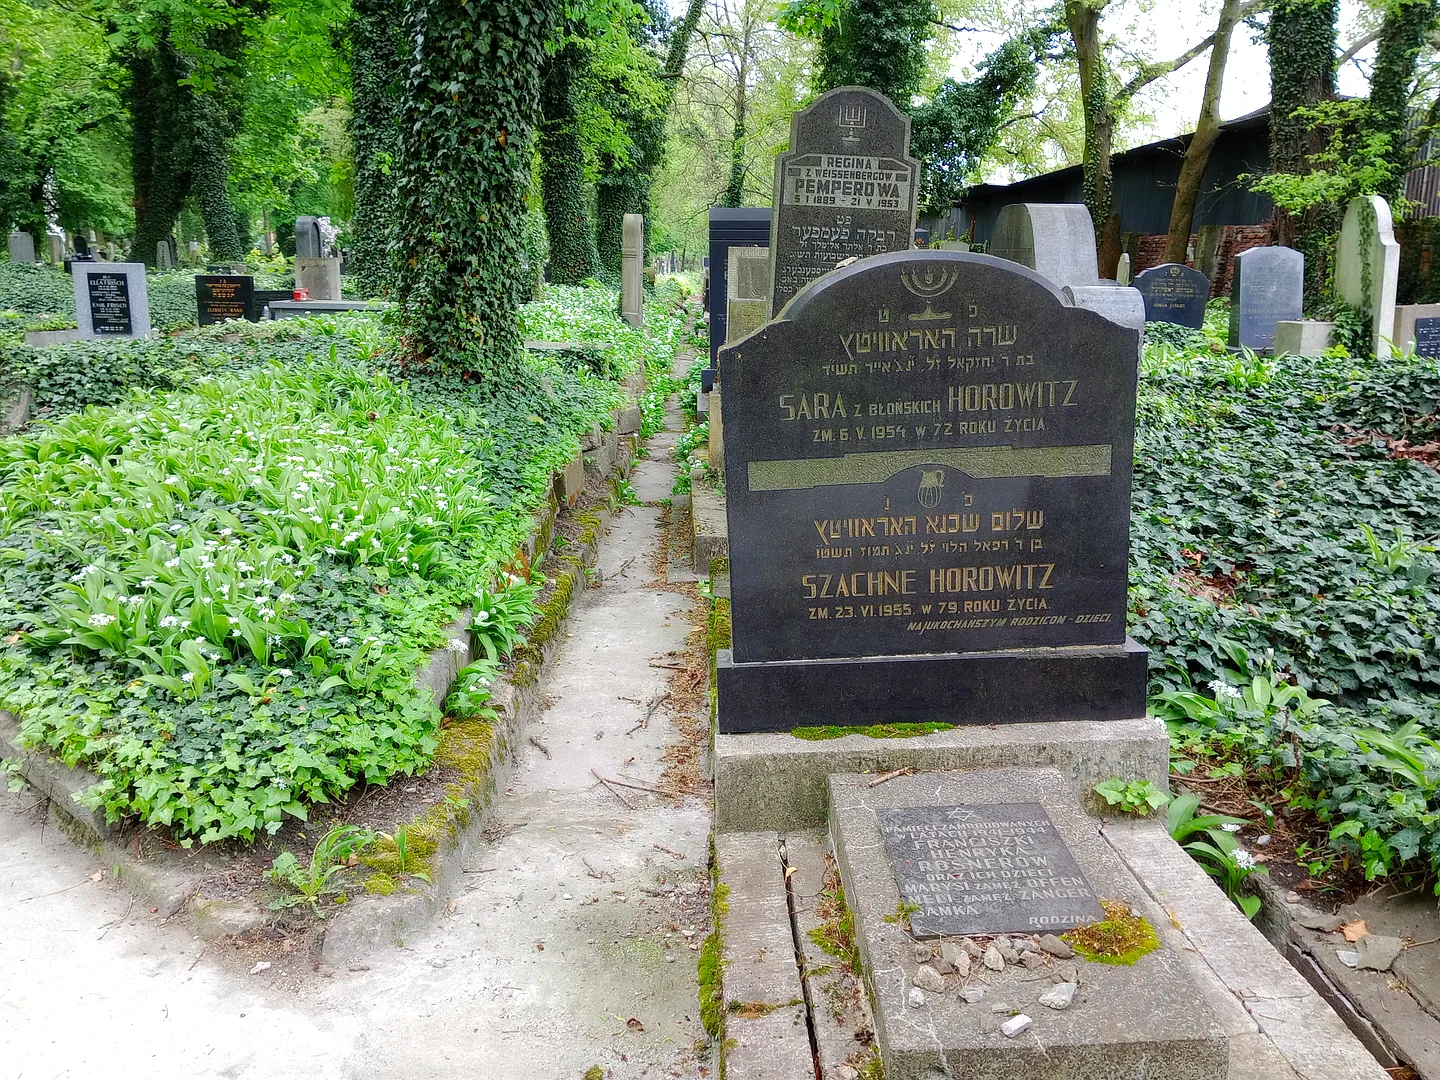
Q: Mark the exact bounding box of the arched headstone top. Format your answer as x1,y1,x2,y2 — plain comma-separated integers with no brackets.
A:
295,216,323,259
989,203,1100,292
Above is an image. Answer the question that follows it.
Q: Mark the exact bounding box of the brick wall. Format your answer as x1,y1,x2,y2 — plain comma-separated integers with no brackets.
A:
1123,224,1273,298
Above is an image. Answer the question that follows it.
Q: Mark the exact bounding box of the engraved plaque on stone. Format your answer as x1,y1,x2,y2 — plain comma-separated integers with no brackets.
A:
1228,246,1303,351
1134,263,1210,329
1415,317,1440,357
769,86,918,316
87,272,133,335
877,802,1103,937
196,274,255,326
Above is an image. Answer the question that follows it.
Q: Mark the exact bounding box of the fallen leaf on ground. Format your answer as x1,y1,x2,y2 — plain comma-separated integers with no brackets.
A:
627,1017,645,1033
89,870,103,883
1341,920,1369,942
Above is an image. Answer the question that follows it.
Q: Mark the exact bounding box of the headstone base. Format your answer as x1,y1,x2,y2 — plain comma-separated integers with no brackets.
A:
1273,320,1335,357
830,767,1227,1080
1391,303,1440,355
716,639,1148,734
295,257,342,301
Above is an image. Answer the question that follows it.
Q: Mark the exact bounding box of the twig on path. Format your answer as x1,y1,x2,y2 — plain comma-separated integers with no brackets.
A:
627,692,669,735
97,895,135,940
618,556,636,576
1406,936,1440,949
582,857,611,881
188,944,208,971
591,769,636,809
608,774,677,797
869,767,914,788
648,662,686,671
10,878,91,906
462,867,498,874
528,735,551,759
652,844,686,861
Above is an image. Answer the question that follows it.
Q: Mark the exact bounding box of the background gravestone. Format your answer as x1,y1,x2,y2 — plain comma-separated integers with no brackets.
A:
989,203,1100,291
725,246,771,345
196,274,255,326
1336,194,1400,359
72,262,150,339
1134,263,1210,328
708,208,770,371
8,231,35,263
156,241,174,270
295,216,324,259
620,213,645,329
46,234,64,264
768,85,918,316
1393,303,1440,356
1228,246,1303,351
716,250,1147,732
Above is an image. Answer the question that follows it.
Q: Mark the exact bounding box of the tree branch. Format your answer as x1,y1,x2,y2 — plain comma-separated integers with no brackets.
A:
1336,29,1381,68
1117,0,1270,103
931,20,982,33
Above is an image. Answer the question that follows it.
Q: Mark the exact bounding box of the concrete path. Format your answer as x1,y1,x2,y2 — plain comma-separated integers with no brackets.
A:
0,355,713,1080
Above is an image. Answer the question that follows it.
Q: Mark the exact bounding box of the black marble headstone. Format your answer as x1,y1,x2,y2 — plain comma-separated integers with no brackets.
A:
1228,246,1303,351
296,216,323,259
768,86,919,316
196,274,255,326
708,208,772,370
1134,263,1210,328
86,272,133,335
1415,316,1440,357
877,802,1104,937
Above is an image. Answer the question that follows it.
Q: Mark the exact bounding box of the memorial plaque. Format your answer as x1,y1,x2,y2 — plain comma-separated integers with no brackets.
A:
720,249,1139,665
878,802,1103,937
769,86,918,315
86,272,134,335
1415,317,1440,357
1134,263,1209,328
196,274,255,326
253,289,293,318
1228,246,1303,351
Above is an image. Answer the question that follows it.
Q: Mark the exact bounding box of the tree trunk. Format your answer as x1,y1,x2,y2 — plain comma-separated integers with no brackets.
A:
1065,0,1118,276
348,0,404,295
721,47,750,207
1364,0,1439,203
130,44,190,267
1163,0,1244,264
540,40,601,284
392,0,562,373
190,91,243,261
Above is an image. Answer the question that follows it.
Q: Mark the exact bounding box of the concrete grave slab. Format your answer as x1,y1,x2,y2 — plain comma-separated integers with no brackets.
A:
1274,320,1335,357
829,767,1226,1080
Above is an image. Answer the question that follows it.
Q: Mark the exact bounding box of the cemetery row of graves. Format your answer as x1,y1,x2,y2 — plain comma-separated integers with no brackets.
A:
0,274,698,845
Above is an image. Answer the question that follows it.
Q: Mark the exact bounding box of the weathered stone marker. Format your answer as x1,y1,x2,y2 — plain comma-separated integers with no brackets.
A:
878,802,1102,936
196,274,255,326
725,246,771,345
8,231,35,263
295,216,324,259
716,250,1147,733
989,204,1100,291
156,241,174,270
1134,263,1210,328
1336,194,1400,359
1228,246,1303,351
72,262,150,339
620,212,644,329
1116,252,1131,285
46,233,64,264
768,86,918,316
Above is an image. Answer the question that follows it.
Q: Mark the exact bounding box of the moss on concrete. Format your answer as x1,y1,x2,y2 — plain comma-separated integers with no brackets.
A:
1064,899,1160,966
364,872,397,896
512,555,583,687
790,722,956,741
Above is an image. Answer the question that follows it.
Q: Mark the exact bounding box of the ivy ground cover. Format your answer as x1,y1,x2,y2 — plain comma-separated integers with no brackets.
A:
1131,312,1440,888
0,280,694,845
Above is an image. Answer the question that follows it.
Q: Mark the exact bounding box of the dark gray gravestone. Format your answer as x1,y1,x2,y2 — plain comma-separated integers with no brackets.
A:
196,274,255,326
1134,263,1210,328
716,250,1148,732
768,86,918,316
1415,317,1440,357
877,802,1103,937
708,208,771,370
295,216,324,259
1228,246,1303,351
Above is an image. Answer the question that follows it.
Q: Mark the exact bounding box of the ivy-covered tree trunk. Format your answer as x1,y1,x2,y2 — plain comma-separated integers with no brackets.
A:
594,0,706,276
392,0,562,373
1163,0,1244,264
191,93,243,261
1362,0,1439,203
813,0,934,101
348,0,405,295
130,44,191,267
721,46,751,208
1065,0,1120,276
539,40,600,284
1267,0,1338,303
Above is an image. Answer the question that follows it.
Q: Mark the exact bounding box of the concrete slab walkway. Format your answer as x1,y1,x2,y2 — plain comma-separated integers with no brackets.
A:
0,350,714,1080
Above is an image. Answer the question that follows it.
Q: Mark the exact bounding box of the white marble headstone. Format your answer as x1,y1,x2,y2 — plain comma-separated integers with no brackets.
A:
1336,195,1400,359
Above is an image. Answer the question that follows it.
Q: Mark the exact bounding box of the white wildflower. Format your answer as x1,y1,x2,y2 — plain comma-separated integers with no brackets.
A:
1207,679,1242,700
164,557,181,568
275,668,292,678
160,615,183,628
218,527,233,537
87,612,116,627
336,636,351,646
164,475,181,485
169,523,184,533
278,593,295,604
140,578,156,588
1221,823,1242,833
181,672,194,683
1233,850,1256,871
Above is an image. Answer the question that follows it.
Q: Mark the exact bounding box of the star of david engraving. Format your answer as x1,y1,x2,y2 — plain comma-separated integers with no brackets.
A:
945,807,979,822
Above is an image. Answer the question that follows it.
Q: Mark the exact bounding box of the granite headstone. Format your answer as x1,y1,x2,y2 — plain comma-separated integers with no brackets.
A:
1134,263,1210,328
155,240,174,270
7,231,35,263
196,274,255,326
878,802,1104,936
989,204,1100,291
708,208,771,369
73,262,150,339
295,216,324,259
768,86,918,316
716,250,1148,732
725,246,771,345
1228,246,1303,351
1416,317,1440,357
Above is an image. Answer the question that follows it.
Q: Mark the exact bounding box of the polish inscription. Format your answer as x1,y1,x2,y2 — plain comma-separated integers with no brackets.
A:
877,803,1104,937
719,250,1139,664
769,87,918,315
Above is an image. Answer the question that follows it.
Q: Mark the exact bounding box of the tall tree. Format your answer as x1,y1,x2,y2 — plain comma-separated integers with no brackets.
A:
391,0,563,373
594,0,706,276
1064,0,1256,275
539,38,602,282
811,0,934,103
348,0,405,294
1162,0,1248,262
1360,0,1439,202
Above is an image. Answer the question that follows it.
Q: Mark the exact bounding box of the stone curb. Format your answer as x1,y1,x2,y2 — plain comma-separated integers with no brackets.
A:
2,397,645,950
